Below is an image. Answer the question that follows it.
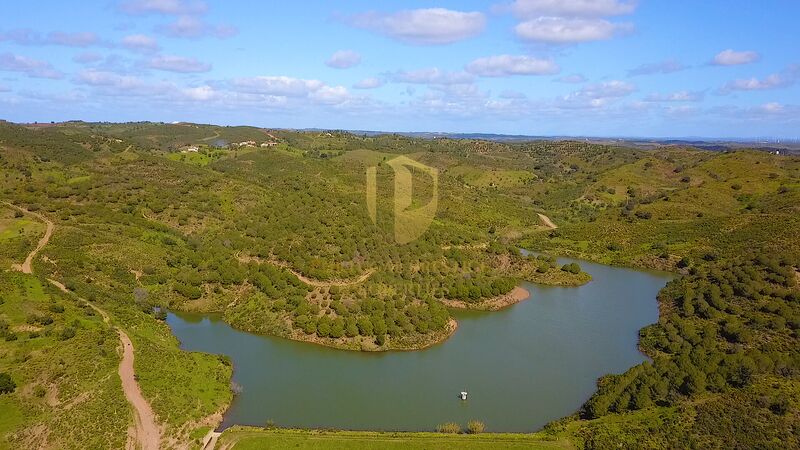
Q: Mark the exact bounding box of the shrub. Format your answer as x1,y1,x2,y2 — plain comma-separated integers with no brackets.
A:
59,327,76,340
0,373,15,394
436,422,461,434
466,420,485,434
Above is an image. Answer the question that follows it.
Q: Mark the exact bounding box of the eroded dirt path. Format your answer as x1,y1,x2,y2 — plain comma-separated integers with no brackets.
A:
17,200,164,450
237,253,374,287
537,213,558,230
118,330,161,450
3,202,55,274
48,279,109,323
49,278,161,450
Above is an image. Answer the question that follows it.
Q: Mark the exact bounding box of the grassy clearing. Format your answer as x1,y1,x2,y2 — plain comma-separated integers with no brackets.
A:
167,151,214,166
0,209,45,268
219,427,574,450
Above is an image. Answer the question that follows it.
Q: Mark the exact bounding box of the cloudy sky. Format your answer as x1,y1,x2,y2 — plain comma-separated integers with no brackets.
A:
2,1,799,138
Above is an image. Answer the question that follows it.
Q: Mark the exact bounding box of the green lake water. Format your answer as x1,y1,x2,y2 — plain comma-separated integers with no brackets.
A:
166,256,672,432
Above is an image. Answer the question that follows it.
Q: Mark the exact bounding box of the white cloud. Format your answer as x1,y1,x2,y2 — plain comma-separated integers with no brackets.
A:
0,29,100,47
73,52,104,64
465,55,559,77
348,8,485,45
760,102,784,113
393,68,474,85
560,80,635,108
231,76,324,97
147,55,211,73
644,90,704,102
502,0,635,45
719,67,798,93
122,34,160,53
353,77,384,89
157,16,237,39
0,53,62,79
119,0,207,15
507,0,637,18
74,69,168,97
325,50,361,69
628,59,685,76
181,85,215,100
46,31,99,47
229,77,356,106
721,74,786,91
311,85,351,105
712,49,760,66
75,68,219,103
514,17,625,43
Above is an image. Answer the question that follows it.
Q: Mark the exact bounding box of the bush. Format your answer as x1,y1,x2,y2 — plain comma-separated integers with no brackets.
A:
59,327,76,340
466,420,485,434
0,373,15,394
436,422,461,434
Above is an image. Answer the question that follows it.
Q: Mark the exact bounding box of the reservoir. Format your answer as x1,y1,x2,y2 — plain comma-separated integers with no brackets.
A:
166,256,672,432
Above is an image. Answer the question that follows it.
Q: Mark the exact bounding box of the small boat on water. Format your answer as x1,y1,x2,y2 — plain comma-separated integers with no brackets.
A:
459,391,468,400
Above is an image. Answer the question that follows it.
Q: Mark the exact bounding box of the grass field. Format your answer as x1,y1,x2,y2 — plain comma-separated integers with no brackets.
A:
218,428,574,450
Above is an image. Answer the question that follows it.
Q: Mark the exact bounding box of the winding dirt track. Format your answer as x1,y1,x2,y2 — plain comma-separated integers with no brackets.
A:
3,202,54,274
50,279,160,449
282,265,375,287
237,253,374,287
4,202,160,450
118,330,161,450
537,213,558,230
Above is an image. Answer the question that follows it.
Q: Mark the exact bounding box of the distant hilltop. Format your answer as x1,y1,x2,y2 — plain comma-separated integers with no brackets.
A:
7,120,800,155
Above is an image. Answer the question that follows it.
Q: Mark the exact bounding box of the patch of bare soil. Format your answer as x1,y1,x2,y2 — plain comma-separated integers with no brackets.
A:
537,213,557,230
119,330,161,450
440,286,530,311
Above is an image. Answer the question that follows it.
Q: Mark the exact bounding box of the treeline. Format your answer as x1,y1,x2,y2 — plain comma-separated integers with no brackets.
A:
581,253,800,421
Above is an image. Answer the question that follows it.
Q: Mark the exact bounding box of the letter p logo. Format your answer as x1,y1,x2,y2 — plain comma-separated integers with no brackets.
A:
366,156,438,245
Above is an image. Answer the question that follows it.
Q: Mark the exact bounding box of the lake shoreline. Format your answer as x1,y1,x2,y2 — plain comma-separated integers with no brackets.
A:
278,317,459,353
440,286,531,311
166,254,671,432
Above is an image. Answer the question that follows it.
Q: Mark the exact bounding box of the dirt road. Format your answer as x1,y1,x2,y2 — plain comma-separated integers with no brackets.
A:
48,279,161,449
236,253,374,287
537,213,558,230
3,202,55,274
118,330,161,450
10,200,162,450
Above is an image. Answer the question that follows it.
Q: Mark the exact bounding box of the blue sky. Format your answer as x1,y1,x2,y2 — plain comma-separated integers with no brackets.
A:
2,1,799,138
